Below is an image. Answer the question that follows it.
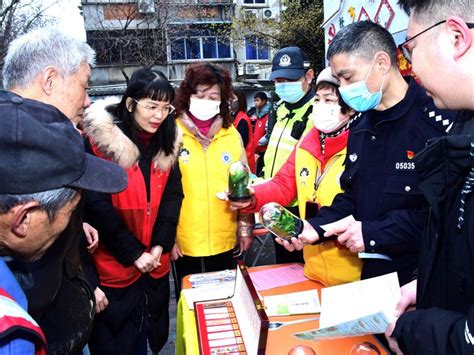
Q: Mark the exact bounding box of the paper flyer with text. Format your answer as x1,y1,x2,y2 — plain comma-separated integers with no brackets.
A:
293,272,400,340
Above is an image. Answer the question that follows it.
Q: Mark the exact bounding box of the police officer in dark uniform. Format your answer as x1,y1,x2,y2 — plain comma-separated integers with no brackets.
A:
279,21,457,287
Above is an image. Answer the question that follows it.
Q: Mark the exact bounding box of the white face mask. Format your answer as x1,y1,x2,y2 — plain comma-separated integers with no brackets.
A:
311,102,346,134
189,97,221,121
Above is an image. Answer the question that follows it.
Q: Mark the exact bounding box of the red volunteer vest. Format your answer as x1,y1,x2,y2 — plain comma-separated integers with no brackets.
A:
253,113,268,153
91,145,171,288
233,111,256,173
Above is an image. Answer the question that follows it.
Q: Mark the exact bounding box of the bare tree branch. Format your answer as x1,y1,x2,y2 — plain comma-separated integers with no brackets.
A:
0,0,58,85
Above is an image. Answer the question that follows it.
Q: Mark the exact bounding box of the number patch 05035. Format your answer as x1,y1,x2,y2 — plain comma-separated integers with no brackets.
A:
395,162,415,170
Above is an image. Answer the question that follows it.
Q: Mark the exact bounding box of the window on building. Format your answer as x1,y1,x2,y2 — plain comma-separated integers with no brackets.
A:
186,38,201,59
245,35,269,60
170,35,232,60
243,0,266,4
87,29,165,65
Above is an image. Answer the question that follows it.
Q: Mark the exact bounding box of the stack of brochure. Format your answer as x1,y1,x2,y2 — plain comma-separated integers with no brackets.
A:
189,269,236,288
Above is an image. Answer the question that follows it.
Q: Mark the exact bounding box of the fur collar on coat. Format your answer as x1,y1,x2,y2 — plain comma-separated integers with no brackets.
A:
82,97,182,171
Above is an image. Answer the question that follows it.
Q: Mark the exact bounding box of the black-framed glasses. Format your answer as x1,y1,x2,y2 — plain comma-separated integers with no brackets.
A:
399,20,474,64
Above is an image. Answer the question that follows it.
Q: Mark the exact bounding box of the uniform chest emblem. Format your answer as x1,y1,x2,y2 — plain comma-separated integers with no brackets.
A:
299,167,309,186
221,152,232,164
395,149,416,170
179,148,190,164
349,153,358,163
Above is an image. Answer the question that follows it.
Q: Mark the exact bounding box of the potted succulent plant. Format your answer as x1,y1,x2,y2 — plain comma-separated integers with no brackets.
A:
259,202,303,241
228,161,251,201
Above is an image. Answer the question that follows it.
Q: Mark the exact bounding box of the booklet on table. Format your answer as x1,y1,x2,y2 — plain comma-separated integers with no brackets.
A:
263,290,320,316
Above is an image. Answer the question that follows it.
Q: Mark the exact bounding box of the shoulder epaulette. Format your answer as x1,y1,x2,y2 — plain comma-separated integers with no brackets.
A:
422,102,458,133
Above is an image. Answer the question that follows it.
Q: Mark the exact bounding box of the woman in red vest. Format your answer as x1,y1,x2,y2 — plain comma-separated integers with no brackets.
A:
231,87,256,173
82,68,183,355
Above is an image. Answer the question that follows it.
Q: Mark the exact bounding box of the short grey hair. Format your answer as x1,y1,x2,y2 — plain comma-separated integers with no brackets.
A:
0,188,78,220
2,27,96,90
405,0,473,24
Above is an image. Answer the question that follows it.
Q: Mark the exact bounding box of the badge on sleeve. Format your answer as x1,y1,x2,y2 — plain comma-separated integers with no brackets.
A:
349,153,358,163
221,152,232,164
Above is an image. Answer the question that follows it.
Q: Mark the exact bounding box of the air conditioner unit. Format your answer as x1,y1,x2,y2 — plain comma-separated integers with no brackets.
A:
262,9,277,20
245,63,261,75
138,0,155,14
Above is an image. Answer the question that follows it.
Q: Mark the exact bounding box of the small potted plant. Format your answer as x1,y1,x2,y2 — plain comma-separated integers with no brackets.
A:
228,161,251,201
259,202,303,241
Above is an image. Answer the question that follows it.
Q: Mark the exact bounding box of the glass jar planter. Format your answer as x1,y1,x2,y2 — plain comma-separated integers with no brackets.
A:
228,161,251,201
259,202,303,241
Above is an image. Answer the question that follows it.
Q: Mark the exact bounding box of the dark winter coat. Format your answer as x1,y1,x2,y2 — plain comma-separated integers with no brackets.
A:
307,79,457,285
7,199,95,355
393,112,474,354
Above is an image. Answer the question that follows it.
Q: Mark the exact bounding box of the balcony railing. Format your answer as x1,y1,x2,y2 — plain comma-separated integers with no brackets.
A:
167,3,234,24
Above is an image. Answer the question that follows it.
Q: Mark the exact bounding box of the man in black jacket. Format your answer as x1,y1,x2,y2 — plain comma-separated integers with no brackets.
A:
385,1,474,354
278,21,456,287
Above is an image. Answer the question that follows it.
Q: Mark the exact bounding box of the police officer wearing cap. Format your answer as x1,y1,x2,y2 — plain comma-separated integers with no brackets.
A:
262,47,315,263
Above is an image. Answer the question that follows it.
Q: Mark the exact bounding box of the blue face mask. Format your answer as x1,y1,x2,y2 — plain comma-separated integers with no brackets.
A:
339,60,385,112
275,81,305,104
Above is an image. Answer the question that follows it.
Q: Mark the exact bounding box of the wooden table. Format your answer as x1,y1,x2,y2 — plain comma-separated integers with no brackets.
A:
176,264,388,355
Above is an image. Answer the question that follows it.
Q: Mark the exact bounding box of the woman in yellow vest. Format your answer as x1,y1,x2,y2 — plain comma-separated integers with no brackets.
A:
230,68,362,286
171,63,254,296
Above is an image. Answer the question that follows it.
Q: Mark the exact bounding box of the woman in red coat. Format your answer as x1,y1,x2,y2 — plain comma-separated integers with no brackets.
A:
83,68,183,355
